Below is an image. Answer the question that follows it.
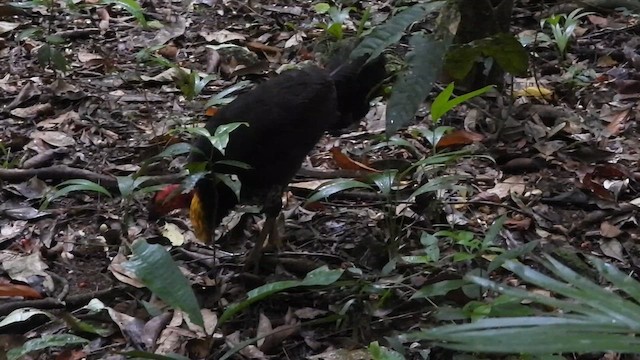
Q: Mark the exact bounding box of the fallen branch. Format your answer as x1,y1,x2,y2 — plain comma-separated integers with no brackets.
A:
0,165,182,193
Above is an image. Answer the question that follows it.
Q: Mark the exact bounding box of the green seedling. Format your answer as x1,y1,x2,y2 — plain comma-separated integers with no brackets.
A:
540,8,595,59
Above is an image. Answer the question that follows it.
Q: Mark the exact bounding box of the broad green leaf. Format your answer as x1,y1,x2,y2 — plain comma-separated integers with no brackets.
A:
306,179,373,204
386,32,451,136
352,2,446,61
480,33,529,76
443,45,482,80
298,266,343,286
314,3,330,14
7,334,89,360
125,240,203,327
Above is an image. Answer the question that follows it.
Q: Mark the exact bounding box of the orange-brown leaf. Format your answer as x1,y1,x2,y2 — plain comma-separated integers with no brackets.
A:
329,147,379,172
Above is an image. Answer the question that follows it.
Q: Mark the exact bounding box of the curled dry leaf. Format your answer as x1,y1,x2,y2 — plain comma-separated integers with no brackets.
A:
31,131,76,148
10,103,53,119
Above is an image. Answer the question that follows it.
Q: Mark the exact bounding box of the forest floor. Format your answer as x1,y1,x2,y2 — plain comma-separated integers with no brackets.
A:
1,1,640,359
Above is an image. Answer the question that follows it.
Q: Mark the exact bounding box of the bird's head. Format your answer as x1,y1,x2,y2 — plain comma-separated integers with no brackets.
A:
149,184,212,243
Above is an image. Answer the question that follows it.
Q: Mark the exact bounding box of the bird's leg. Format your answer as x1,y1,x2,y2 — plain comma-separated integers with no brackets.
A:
270,212,284,250
243,187,283,272
244,214,275,272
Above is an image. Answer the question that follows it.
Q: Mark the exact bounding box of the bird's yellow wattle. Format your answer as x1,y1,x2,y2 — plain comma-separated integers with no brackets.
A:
189,192,211,243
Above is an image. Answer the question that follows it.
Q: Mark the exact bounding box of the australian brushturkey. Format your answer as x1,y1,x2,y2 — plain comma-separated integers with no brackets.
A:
150,50,386,267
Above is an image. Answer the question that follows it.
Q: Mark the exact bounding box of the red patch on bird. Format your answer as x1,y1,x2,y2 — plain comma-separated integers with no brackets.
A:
205,107,218,117
149,184,193,219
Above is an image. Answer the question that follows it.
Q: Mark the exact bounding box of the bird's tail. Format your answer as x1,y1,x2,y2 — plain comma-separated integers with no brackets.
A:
325,44,387,132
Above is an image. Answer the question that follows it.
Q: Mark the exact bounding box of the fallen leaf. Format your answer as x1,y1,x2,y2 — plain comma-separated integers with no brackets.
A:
31,131,76,147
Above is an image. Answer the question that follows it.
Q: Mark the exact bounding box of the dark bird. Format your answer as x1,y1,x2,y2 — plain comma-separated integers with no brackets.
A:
150,49,386,268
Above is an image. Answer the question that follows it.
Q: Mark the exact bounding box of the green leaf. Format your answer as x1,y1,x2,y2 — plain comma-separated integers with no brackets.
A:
7,334,89,360
314,3,330,14
369,341,405,360
16,27,41,41
481,215,506,250
306,179,373,204
215,173,242,200
409,175,465,199
125,240,204,327
298,266,343,286
61,313,114,337
398,149,470,179
205,80,252,108
218,266,343,326
194,74,217,97
419,232,439,262
443,45,482,80
101,0,147,27
50,48,69,72
488,240,539,273
116,175,153,198
42,179,112,209
430,83,456,122
368,170,397,196
401,317,640,354
480,33,529,76
412,279,467,299
590,256,640,305
386,32,451,136
352,2,446,61
431,84,494,122
45,35,65,45
364,136,420,157
148,142,193,162
328,7,351,24
209,122,248,155
326,22,343,40
37,44,51,68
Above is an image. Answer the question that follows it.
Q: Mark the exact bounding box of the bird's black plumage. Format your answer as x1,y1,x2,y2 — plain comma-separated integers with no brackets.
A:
165,49,386,255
